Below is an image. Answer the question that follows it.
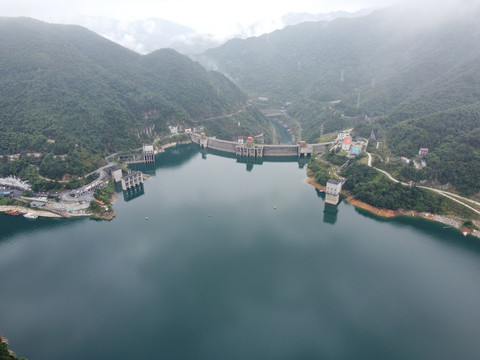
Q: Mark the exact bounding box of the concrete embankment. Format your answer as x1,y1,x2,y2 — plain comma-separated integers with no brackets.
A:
0,205,62,218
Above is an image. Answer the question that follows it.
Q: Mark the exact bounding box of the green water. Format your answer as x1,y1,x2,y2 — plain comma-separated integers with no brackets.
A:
1,144,480,360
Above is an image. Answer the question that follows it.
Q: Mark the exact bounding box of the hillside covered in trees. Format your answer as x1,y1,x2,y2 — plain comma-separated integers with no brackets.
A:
0,17,249,157
201,2,480,195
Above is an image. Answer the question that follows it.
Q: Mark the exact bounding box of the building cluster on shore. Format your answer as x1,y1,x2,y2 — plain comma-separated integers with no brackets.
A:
335,132,365,157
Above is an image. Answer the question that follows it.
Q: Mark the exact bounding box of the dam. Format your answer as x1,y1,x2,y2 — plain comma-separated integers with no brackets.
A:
189,133,330,157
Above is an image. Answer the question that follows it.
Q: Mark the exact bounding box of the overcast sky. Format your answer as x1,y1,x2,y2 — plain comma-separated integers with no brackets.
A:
1,0,397,36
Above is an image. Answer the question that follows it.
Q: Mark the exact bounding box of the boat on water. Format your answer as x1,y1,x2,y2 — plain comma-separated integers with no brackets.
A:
5,209,22,216
24,212,38,220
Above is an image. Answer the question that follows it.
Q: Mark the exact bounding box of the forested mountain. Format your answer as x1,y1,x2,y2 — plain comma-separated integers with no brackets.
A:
203,4,480,109
0,17,247,156
201,3,480,194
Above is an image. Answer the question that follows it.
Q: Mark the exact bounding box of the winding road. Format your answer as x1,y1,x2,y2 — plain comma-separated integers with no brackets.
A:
364,144,480,216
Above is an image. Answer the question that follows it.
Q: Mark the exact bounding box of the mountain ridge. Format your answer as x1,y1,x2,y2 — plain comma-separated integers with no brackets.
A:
0,17,247,156
200,4,480,194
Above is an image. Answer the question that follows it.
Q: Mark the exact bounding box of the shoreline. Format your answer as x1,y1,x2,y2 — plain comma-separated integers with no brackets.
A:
154,139,191,154
304,177,480,239
0,205,62,218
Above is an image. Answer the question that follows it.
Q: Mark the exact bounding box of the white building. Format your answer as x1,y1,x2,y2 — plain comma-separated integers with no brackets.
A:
325,179,343,205
336,132,350,142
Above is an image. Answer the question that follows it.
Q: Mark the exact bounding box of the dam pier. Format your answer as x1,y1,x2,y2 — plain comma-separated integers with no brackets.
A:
190,133,330,158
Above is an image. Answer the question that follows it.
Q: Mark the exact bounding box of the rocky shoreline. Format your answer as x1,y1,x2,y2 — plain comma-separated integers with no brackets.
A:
305,177,480,239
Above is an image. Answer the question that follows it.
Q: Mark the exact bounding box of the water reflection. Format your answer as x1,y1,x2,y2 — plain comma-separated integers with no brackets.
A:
315,188,340,224
0,214,83,243
297,156,309,169
123,184,145,202
323,203,339,224
236,157,264,171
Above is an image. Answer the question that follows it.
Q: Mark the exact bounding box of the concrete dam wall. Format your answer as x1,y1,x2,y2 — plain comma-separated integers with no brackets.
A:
189,133,329,157
263,145,299,156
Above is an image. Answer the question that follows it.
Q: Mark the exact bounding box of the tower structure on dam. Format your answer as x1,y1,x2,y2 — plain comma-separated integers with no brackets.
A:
200,133,208,148
117,145,155,165
120,171,144,191
298,141,313,157
235,137,264,158
325,179,343,205
143,144,155,163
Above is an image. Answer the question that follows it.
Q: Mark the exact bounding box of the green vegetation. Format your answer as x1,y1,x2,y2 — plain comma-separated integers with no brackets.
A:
0,337,25,360
384,104,480,195
94,182,115,205
0,196,21,206
0,18,249,177
203,5,480,195
307,155,338,186
323,148,349,167
201,107,273,142
342,162,446,213
339,161,480,222
88,181,115,215
463,220,479,230
0,153,102,193
88,200,103,214
288,100,361,143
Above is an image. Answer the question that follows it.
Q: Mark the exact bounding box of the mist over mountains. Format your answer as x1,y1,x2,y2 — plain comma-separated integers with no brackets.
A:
199,1,480,194
74,10,375,55
1,1,480,193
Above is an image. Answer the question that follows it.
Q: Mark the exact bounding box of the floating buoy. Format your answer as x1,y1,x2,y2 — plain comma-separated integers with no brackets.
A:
146,216,149,220
273,206,277,210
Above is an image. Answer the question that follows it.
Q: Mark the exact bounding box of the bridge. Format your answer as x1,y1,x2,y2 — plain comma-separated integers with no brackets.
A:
190,133,331,157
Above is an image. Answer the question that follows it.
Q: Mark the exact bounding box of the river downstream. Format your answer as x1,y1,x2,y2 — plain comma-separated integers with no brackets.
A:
1,144,480,360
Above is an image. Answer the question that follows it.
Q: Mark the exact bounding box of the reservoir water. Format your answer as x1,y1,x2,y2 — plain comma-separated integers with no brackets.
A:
1,144,480,360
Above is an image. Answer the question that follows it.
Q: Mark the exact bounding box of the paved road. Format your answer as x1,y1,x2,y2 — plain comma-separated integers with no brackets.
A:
364,148,480,215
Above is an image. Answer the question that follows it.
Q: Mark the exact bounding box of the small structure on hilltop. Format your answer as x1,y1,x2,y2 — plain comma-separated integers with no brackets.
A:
401,157,411,164
336,132,350,142
418,148,429,158
325,179,343,205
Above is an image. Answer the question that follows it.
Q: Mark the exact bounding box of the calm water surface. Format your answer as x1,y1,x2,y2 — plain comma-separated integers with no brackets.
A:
1,144,480,360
